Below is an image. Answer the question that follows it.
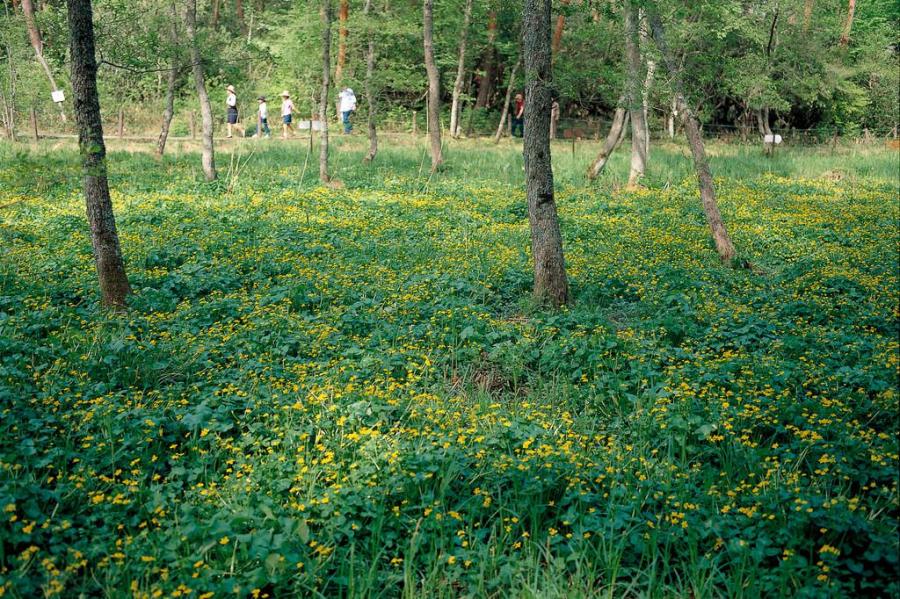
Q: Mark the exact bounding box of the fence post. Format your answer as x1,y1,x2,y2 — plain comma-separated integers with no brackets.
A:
117,108,124,138
30,108,39,141
190,111,197,140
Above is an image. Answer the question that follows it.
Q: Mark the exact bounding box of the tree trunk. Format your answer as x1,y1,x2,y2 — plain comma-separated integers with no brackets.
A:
319,0,333,182
235,0,246,33
423,0,443,171
21,0,65,122
475,10,497,108
803,0,814,31
667,95,676,138
648,7,736,263
493,59,519,143
640,13,655,158
624,1,647,188
839,0,855,46
587,100,628,180
335,0,349,86
211,0,220,28
185,0,216,181
449,0,473,138
550,100,559,140
363,0,377,162
523,0,568,307
156,2,179,157
67,0,130,309
551,0,569,61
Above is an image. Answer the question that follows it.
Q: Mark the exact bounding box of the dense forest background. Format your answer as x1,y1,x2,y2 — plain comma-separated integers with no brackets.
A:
1,0,897,140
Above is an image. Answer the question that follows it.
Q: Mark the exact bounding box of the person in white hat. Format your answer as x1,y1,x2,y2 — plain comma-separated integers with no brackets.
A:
225,84,238,138
280,91,295,139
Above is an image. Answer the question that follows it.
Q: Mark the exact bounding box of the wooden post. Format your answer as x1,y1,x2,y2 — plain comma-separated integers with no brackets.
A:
117,108,124,138
30,108,39,141
412,110,418,135
190,110,197,140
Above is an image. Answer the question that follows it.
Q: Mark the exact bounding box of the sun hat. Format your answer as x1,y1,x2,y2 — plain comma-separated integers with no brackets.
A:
258,96,266,101
280,90,290,97
227,84,235,92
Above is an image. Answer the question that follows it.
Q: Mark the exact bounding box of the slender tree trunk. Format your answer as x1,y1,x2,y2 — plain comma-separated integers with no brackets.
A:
551,0,569,61
185,0,216,181
423,0,442,170
803,0,814,31
523,0,568,307
648,7,736,262
319,0,333,182
587,100,628,180
21,0,65,122
667,95,676,138
625,1,647,187
363,0,377,162
335,0,349,86
211,0,220,28
449,0,473,138
156,2,179,157
235,0,246,33
839,0,855,46
493,59,519,143
475,10,497,108
640,14,655,158
67,0,130,308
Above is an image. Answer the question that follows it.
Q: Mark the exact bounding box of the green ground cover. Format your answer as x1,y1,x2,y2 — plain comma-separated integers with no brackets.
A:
0,139,898,597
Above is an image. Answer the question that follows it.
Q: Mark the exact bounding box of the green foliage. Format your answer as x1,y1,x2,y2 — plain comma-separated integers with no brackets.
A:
0,140,897,596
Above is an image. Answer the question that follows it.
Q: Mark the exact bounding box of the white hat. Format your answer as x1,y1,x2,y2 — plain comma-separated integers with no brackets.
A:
280,90,290,97
226,84,235,92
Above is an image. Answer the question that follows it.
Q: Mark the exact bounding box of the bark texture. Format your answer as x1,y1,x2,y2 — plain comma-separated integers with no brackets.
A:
475,10,497,108
319,0,333,182
587,100,628,180
624,1,646,187
523,0,568,307
449,0,472,138
648,7,736,262
67,0,131,308
335,0,348,85
839,0,855,46
156,1,180,157
493,59,519,143
363,0,377,162
551,0,569,60
422,0,442,170
185,0,216,181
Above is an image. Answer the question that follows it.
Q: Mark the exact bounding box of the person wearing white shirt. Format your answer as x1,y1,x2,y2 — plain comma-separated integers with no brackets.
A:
338,87,357,134
225,84,238,138
280,90,295,139
256,96,270,138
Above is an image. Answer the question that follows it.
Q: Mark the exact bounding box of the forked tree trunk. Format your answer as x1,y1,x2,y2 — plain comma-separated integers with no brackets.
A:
423,0,443,170
587,100,628,180
756,108,772,137
624,0,647,188
475,10,497,108
523,0,568,307
21,0,65,122
363,0,377,162
185,0,216,181
319,0,333,182
449,0,473,138
839,0,855,46
156,1,179,157
648,7,736,263
493,59,519,143
67,0,130,308
335,0,349,86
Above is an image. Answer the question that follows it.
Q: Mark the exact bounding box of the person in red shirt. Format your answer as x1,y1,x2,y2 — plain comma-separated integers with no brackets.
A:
512,93,525,138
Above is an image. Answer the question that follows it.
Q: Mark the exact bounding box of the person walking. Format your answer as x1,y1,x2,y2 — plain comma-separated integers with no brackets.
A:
512,93,525,138
257,96,271,138
338,87,357,134
225,84,238,138
280,91,295,139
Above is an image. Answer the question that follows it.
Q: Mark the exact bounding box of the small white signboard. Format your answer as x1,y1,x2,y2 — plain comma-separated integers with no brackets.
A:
764,134,782,144
298,120,324,131
51,90,65,103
